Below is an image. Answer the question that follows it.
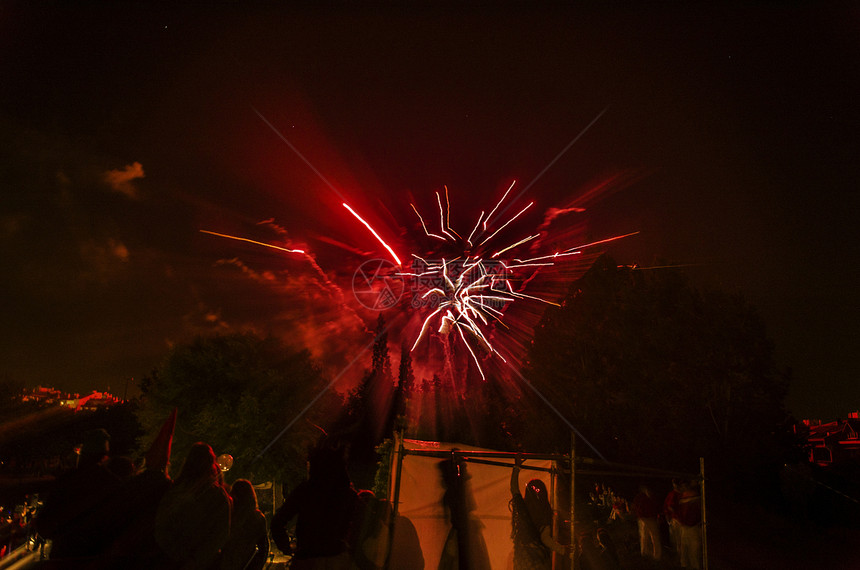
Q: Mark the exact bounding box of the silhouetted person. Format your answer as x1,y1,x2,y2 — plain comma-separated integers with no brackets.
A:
220,479,268,570
155,442,231,570
102,409,176,569
351,489,390,570
676,480,702,570
663,479,682,557
437,457,490,570
389,514,424,570
35,428,121,564
509,458,567,569
271,444,358,570
632,484,661,561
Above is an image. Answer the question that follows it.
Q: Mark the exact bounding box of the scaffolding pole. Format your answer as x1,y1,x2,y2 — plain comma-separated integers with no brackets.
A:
384,429,405,570
569,432,576,570
700,457,708,570
551,460,559,570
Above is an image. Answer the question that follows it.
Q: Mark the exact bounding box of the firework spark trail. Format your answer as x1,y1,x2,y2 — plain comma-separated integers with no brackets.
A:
513,231,640,264
466,212,485,247
437,191,457,242
497,106,610,223
491,234,540,258
200,230,305,254
411,204,446,241
442,186,463,242
477,201,534,247
342,203,402,266
484,180,516,232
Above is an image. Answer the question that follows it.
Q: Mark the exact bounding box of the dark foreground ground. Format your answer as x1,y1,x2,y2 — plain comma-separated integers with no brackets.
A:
2,498,856,569
708,502,859,570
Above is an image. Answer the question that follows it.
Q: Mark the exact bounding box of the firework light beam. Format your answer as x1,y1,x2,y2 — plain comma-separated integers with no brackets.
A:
342,202,403,266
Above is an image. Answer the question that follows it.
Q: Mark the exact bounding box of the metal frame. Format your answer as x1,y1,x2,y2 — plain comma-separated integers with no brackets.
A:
385,431,707,570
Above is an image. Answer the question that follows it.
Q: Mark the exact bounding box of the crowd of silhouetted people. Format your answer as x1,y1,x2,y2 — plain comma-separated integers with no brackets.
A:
628,480,702,569
24,416,396,570
577,479,703,570
20,417,708,570
29,422,271,569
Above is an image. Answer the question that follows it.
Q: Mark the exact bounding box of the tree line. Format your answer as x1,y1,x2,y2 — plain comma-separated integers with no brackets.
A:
129,255,796,497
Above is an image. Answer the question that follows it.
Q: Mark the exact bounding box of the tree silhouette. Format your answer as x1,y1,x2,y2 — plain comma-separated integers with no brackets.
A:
337,315,396,481
137,332,339,488
386,342,415,436
525,255,793,489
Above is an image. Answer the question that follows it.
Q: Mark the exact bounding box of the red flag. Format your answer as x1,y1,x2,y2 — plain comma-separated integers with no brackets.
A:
144,408,176,473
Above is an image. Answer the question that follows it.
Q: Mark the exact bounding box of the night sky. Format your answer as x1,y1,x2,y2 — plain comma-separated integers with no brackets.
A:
1,4,858,419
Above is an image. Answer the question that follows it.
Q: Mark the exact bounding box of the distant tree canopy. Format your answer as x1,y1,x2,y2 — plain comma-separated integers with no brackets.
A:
137,332,341,488
525,256,792,484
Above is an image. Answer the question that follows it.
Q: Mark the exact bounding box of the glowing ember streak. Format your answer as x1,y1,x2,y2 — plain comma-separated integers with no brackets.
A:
443,186,463,241
491,233,540,258
342,203,403,266
435,191,456,241
466,211,484,247
560,231,641,253
478,201,534,246
514,231,640,264
503,288,561,306
483,180,516,232
200,230,305,254
411,204,446,241
457,325,485,381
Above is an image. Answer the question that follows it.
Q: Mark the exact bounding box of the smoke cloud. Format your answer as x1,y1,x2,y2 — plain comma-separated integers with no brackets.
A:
103,162,145,199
